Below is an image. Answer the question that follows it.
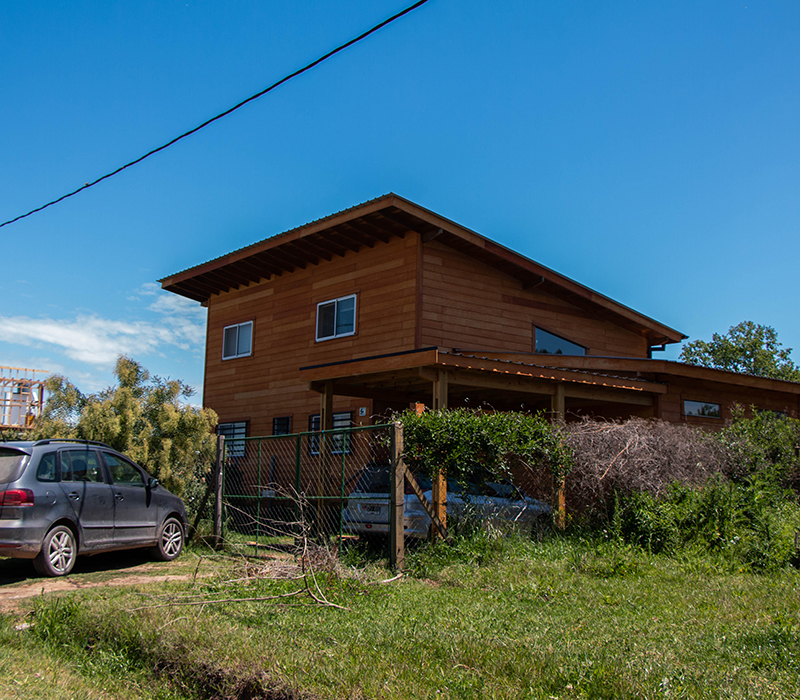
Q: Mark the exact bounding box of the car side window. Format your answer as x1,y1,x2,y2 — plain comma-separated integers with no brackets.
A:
103,452,145,487
60,450,105,483
36,453,57,482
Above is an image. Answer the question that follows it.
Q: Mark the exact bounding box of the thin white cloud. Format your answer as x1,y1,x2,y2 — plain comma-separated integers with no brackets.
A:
0,315,196,366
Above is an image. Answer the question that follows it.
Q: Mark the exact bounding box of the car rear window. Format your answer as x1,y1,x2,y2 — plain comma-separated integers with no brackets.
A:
0,448,29,483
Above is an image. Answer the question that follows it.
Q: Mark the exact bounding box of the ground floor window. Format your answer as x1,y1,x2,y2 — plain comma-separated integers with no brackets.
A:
308,411,353,454
273,416,291,435
218,421,247,456
684,400,721,418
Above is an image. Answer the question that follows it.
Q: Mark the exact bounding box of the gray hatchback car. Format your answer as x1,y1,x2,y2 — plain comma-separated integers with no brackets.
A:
0,439,188,577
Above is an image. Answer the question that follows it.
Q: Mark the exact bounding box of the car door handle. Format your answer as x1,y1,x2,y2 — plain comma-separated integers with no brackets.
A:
68,492,80,501
114,493,124,501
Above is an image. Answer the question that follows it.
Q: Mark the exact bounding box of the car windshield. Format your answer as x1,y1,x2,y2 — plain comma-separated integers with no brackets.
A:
0,448,29,483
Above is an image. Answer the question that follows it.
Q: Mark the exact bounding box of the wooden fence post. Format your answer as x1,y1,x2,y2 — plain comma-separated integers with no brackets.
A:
390,421,405,571
213,434,225,549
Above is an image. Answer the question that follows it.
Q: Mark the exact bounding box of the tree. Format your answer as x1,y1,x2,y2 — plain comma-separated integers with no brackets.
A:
680,321,800,382
33,357,218,494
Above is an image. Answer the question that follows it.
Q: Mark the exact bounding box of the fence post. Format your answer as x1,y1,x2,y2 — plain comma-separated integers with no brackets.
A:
390,421,405,570
213,434,225,549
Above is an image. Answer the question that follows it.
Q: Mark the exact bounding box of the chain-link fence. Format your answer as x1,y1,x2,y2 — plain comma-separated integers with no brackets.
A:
219,423,394,556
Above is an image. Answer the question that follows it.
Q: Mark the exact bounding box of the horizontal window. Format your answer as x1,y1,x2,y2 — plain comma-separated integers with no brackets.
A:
684,400,721,418
316,294,356,342
534,327,586,356
222,321,253,360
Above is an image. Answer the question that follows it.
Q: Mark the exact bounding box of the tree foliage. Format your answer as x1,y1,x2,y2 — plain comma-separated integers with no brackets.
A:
33,357,218,495
680,321,800,382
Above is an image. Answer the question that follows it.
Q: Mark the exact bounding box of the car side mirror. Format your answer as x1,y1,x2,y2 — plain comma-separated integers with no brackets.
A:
148,477,159,490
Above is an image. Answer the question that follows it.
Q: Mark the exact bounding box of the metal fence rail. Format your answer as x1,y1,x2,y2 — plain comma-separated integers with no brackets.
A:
220,423,394,555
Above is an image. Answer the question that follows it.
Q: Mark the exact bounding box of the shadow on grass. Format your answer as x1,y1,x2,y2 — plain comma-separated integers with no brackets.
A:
1,547,159,585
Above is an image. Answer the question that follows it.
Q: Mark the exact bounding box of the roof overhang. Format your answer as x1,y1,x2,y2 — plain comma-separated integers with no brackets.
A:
301,347,667,408
160,194,685,345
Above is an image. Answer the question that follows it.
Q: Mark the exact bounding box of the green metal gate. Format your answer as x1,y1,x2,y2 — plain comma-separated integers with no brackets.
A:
219,423,394,554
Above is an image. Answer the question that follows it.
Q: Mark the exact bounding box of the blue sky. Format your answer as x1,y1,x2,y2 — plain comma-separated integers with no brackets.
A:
2,1,799,398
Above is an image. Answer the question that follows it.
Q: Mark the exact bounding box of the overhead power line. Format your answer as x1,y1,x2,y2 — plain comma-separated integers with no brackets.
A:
1,0,430,229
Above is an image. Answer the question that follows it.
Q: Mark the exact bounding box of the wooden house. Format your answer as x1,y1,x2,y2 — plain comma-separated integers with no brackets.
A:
160,194,800,442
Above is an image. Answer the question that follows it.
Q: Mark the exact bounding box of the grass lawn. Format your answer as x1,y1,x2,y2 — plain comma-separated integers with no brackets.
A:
1,535,798,699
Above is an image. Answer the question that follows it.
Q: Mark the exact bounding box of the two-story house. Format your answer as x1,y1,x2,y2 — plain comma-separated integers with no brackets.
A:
160,194,800,443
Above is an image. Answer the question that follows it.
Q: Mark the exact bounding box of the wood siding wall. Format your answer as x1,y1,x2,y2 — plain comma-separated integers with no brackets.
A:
204,234,419,436
419,241,649,357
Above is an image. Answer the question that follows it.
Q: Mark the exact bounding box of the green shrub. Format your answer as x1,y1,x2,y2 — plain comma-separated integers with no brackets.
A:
397,407,573,483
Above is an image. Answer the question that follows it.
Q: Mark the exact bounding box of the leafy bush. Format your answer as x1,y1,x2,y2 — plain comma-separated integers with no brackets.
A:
608,476,800,570
719,407,800,490
397,407,572,484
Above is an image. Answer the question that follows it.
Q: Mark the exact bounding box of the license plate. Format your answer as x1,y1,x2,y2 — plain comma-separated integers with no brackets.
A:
361,504,381,513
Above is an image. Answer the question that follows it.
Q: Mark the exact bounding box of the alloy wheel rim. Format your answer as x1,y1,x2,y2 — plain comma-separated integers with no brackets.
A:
162,522,182,557
49,531,74,574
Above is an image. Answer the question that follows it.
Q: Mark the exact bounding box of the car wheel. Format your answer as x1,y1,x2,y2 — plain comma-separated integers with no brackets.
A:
33,525,77,577
152,517,184,561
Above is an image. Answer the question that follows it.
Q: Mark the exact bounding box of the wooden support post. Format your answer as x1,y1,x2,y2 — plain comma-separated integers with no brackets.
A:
431,370,448,537
390,421,405,570
550,383,566,530
318,381,333,496
213,434,225,549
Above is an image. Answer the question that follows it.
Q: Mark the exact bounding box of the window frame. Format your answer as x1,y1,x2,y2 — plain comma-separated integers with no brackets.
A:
315,294,357,342
222,321,253,361
533,326,587,356
683,400,722,419
218,421,248,457
273,416,292,435
308,411,353,455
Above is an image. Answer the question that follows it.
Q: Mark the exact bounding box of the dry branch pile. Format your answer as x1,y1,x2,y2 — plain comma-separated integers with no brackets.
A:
564,417,730,517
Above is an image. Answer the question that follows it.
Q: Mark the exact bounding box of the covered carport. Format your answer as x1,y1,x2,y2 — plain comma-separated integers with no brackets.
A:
301,347,667,564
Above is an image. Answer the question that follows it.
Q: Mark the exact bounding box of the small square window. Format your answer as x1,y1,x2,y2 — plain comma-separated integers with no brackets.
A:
222,322,253,360
684,400,721,418
316,295,356,342
273,417,291,435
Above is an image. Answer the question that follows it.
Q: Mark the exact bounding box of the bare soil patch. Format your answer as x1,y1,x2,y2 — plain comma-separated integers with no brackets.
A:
0,553,204,613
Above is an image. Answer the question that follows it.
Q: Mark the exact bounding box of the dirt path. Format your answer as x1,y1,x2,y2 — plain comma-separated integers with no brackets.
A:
0,554,205,613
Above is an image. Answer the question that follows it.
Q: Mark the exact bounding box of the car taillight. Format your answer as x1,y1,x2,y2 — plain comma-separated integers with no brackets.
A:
0,489,35,507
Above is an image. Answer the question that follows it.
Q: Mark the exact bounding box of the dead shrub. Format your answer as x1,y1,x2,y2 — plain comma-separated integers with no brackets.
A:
564,417,731,521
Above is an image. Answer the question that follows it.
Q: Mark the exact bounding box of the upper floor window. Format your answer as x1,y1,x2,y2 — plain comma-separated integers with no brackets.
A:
534,327,586,356
684,400,721,418
222,321,253,360
316,294,356,342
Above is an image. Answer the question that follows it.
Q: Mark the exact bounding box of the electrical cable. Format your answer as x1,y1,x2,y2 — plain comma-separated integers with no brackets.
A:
0,0,430,229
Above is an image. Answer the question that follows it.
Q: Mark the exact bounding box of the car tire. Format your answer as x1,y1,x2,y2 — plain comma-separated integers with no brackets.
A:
152,517,184,561
33,525,77,577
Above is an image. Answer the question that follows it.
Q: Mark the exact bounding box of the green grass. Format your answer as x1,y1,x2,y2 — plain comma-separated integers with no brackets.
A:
2,534,799,699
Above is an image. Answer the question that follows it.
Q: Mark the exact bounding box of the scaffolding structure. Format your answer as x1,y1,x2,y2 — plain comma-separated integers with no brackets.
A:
1,366,47,431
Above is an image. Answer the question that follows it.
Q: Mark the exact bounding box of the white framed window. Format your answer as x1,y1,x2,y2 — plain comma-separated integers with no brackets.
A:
222,321,253,360
308,411,353,454
316,294,356,342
